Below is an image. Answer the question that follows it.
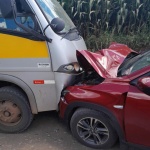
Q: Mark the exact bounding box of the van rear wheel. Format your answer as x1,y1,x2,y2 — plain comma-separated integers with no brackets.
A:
0,86,33,133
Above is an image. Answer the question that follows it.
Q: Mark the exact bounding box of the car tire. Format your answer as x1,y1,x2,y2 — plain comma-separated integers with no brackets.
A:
0,86,33,133
70,108,118,149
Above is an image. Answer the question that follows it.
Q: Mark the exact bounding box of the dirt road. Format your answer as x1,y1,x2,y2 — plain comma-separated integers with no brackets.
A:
0,112,119,150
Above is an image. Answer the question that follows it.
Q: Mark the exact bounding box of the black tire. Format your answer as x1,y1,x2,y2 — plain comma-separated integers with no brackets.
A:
70,108,118,149
0,86,33,133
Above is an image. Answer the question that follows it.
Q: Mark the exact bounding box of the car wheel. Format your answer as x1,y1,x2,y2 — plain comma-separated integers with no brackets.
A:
70,108,118,149
0,86,33,133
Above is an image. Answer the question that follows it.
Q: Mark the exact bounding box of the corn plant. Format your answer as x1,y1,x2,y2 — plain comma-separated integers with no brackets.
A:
59,0,150,39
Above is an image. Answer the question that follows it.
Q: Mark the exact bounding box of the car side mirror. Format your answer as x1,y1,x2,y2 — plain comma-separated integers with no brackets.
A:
138,77,150,95
0,0,13,18
51,18,65,32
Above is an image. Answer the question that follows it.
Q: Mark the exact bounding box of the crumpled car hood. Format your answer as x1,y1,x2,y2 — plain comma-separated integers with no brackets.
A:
77,43,137,78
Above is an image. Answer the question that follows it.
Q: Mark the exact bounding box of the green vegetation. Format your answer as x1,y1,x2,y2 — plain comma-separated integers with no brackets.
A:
59,0,150,51
86,28,150,52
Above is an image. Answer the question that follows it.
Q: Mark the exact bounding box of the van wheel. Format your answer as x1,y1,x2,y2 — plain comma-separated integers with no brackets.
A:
70,108,118,149
0,86,33,133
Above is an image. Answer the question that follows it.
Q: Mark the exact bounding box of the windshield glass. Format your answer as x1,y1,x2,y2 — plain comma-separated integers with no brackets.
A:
120,51,150,76
35,0,75,33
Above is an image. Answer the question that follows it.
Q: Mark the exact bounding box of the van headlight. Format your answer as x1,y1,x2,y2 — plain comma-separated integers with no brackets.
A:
57,62,83,73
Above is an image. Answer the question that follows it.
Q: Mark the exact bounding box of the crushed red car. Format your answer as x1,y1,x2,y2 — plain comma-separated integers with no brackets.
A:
59,43,150,149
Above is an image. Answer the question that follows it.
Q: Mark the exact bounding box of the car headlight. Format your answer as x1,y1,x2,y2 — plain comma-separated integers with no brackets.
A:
57,62,83,73
61,90,70,97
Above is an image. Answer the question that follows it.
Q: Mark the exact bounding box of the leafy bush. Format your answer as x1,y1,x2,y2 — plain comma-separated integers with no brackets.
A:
86,28,150,51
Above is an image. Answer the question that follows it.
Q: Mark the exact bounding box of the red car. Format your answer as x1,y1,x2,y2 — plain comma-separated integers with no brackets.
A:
59,43,150,149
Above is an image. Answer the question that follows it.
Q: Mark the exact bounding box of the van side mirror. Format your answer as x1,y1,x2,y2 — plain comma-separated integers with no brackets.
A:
138,77,150,95
0,0,13,18
51,18,65,32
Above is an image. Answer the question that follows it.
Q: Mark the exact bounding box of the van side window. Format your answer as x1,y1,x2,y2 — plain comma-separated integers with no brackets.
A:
0,0,40,33
0,11,28,32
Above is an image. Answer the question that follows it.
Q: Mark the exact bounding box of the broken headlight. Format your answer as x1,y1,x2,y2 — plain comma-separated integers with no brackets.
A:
57,62,83,73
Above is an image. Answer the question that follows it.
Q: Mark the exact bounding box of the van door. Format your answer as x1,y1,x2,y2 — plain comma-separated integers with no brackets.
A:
0,0,57,112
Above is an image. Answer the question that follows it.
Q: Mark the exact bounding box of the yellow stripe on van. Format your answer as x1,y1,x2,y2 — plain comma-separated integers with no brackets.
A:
0,33,49,58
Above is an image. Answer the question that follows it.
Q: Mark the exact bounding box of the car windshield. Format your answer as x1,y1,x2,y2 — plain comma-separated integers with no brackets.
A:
119,51,150,76
35,0,75,33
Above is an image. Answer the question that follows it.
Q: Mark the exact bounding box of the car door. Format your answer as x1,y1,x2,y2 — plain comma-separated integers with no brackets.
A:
124,71,150,147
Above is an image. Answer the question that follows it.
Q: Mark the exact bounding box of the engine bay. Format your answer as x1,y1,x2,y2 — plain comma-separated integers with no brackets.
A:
75,70,104,85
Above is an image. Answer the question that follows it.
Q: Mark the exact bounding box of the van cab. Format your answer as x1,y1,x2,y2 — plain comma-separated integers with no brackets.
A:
0,0,86,133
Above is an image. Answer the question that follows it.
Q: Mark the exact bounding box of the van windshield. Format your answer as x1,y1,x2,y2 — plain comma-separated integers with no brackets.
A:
35,0,75,33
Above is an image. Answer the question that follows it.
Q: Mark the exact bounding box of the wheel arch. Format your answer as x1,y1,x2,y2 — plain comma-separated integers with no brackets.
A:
64,101,125,141
0,74,38,114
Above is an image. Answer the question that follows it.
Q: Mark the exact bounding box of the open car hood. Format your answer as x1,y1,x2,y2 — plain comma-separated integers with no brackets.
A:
77,43,137,78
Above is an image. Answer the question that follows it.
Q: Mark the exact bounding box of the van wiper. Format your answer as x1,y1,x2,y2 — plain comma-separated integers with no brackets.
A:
61,27,78,40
